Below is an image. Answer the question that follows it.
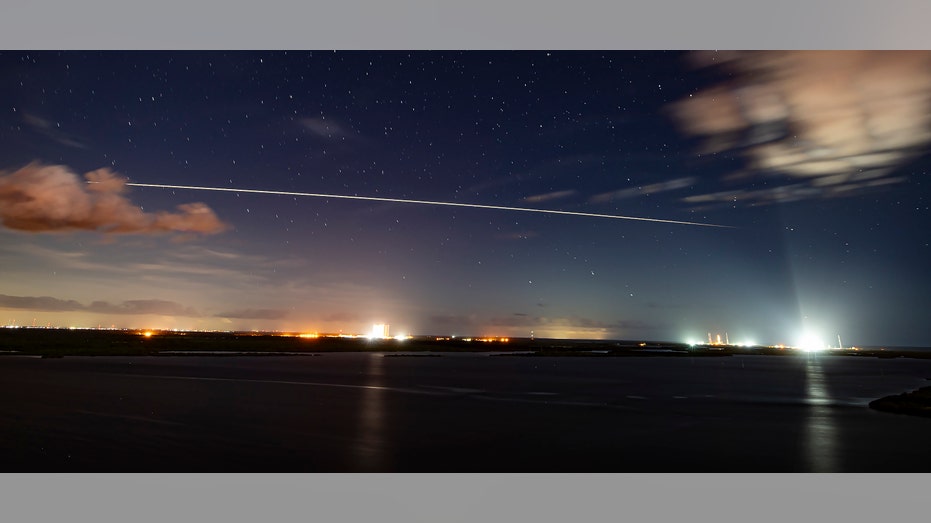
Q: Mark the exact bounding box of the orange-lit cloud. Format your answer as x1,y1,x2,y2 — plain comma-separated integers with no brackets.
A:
0,163,229,234
669,51,931,205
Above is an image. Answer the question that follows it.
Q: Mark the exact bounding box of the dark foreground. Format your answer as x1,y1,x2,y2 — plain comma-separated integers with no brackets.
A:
2,353,931,471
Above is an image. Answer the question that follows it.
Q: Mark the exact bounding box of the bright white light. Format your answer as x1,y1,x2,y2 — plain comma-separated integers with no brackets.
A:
797,331,826,352
371,323,389,339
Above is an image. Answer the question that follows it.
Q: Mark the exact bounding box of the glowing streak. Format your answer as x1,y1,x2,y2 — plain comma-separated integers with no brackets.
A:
123,182,734,229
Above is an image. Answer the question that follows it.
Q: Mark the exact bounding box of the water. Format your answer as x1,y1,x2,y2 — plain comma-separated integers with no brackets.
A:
1,352,929,471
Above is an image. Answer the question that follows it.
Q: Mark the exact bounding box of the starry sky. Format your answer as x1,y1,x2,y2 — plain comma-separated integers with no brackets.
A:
1,50,929,346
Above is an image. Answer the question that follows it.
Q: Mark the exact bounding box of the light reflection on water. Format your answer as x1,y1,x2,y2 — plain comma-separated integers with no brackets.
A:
804,354,838,472
352,353,389,471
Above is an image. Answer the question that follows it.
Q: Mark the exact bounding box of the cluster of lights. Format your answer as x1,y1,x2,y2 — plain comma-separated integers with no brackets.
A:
684,327,859,353
13,321,861,354
283,325,415,342
433,336,509,343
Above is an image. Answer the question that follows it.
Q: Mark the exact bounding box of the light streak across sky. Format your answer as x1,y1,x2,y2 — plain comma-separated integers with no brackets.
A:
123,182,735,229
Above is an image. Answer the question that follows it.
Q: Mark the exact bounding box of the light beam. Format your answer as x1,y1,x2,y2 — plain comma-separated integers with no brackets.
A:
122,182,734,229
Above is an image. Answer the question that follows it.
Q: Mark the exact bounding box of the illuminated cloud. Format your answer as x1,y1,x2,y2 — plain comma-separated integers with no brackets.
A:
522,189,577,203
0,294,200,316
0,163,229,235
669,51,931,205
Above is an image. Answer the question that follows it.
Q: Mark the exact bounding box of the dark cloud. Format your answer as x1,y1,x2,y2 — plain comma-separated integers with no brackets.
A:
87,300,200,317
22,113,87,149
494,231,539,241
590,177,695,203
300,117,351,140
0,294,200,316
668,51,931,206
0,163,229,235
0,294,83,312
215,309,289,320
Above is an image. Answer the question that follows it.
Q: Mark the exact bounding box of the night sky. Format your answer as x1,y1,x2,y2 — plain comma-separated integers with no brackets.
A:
1,50,929,347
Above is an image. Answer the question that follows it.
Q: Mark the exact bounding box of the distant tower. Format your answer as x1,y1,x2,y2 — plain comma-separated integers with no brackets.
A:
725,332,729,345
837,334,843,350
708,332,713,344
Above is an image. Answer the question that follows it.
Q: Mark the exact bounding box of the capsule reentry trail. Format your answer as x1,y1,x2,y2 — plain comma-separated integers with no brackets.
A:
124,182,734,229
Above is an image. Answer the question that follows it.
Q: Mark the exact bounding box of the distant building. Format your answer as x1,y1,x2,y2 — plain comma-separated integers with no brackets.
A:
371,323,390,339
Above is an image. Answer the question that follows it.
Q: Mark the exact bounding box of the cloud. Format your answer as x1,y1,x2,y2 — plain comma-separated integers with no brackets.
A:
682,177,907,208
215,309,289,320
0,294,200,316
0,294,83,312
87,299,200,317
494,230,539,241
0,163,229,235
668,51,931,205
522,189,577,203
300,117,351,140
590,177,696,203
22,112,87,149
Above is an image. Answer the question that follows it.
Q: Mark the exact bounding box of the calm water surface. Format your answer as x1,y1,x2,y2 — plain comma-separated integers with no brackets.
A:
1,353,929,471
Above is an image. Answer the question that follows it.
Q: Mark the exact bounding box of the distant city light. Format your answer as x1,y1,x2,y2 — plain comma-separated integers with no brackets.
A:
685,331,759,348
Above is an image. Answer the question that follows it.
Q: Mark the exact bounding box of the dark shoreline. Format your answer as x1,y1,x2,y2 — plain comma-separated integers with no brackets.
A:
869,386,931,418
